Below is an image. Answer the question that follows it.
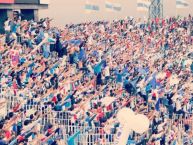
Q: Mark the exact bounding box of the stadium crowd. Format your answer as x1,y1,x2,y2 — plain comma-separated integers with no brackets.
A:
0,13,193,145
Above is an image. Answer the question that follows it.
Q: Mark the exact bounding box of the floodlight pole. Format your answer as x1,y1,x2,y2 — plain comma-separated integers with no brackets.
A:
149,0,163,20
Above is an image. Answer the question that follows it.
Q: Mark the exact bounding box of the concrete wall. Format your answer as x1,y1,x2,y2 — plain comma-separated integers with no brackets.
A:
39,0,193,27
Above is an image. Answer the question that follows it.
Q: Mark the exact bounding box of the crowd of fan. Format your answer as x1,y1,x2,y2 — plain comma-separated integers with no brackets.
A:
0,14,193,145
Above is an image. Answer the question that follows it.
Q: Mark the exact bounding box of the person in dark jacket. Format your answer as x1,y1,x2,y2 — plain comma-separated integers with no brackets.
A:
191,62,193,73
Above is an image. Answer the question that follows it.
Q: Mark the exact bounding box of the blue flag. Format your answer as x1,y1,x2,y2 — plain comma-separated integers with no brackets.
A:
64,99,72,109
67,130,81,145
127,140,136,145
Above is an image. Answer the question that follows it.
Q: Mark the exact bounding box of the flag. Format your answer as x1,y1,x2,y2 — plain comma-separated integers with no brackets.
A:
85,4,99,11
67,127,90,145
105,1,122,12
127,140,136,145
85,1,99,13
176,0,189,8
113,3,122,11
137,0,151,11
67,130,81,145
63,99,72,109
105,1,114,11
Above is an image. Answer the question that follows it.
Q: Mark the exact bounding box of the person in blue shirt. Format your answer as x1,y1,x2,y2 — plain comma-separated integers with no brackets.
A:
35,29,44,45
58,43,68,58
85,112,92,128
115,69,127,84
10,20,20,34
0,140,7,145
63,90,77,111
124,76,137,95
55,36,63,57
123,76,130,88
78,47,86,61
50,63,59,75
93,61,104,75
69,53,76,64
191,62,193,74
67,116,95,145
145,83,152,95
93,60,105,87
73,51,79,64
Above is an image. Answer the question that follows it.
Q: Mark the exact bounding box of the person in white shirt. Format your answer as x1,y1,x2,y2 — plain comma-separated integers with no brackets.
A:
175,99,182,112
4,18,11,33
104,64,110,84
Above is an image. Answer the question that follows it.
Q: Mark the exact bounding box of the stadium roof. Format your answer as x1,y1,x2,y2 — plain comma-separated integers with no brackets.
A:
0,0,49,9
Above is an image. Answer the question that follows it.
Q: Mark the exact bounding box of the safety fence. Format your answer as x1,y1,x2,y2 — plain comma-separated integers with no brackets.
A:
169,113,193,131
14,104,152,144
15,104,193,144
2,91,193,121
2,94,193,129
2,89,193,144
0,88,20,118
36,124,117,145
2,105,193,144
37,124,150,145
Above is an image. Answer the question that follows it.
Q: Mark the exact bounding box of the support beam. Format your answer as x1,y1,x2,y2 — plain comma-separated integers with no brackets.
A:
149,0,163,19
34,9,39,21
0,4,48,10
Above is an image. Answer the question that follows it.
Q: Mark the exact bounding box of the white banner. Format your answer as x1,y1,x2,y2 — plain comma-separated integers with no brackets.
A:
40,0,50,4
137,0,151,12
176,0,189,8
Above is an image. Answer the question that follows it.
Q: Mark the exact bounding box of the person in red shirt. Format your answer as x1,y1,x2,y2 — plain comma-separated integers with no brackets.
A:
162,19,166,27
97,107,105,123
4,130,11,140
152,92,157,101
52,96,57,104
17,135,25,143
155,18,159,25
10,48,19,67
166,70,172,78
